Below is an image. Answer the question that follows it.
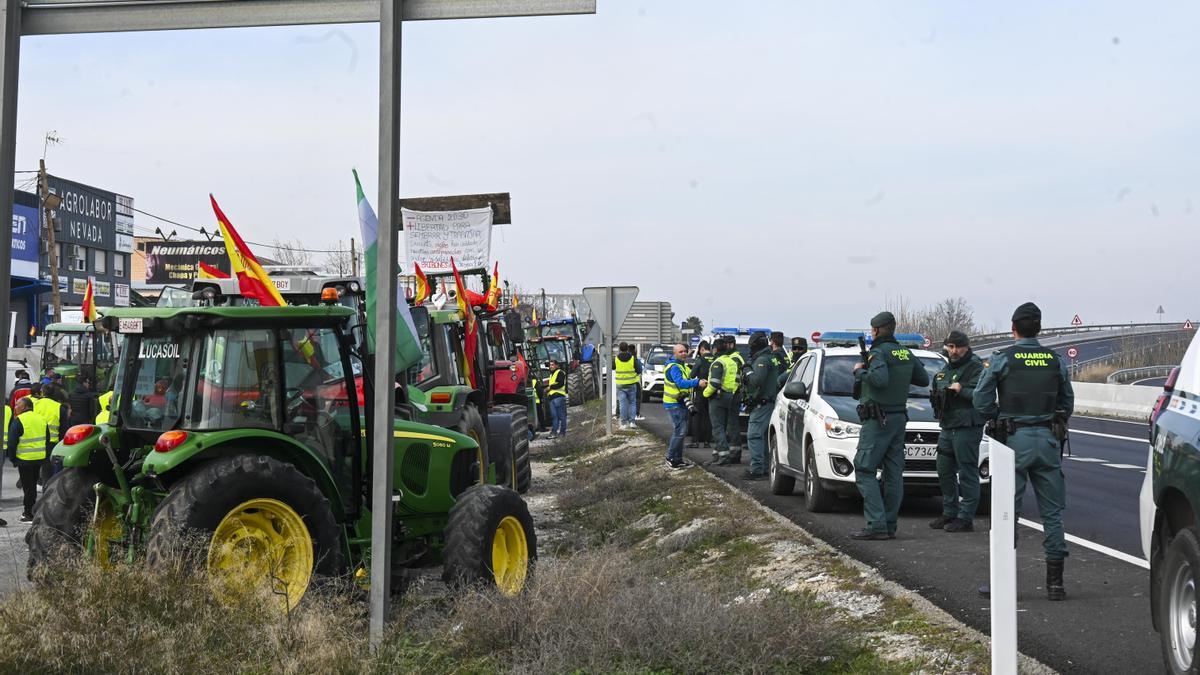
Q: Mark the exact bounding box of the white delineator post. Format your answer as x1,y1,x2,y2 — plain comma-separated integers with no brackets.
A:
989,436,1018,675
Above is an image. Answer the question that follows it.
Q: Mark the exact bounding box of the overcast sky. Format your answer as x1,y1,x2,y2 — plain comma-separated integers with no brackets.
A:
11,1,1199,336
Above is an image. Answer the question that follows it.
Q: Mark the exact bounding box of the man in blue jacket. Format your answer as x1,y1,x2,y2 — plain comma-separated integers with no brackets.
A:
663,343,706,469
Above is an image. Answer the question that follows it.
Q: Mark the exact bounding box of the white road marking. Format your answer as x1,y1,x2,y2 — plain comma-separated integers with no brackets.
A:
1017,518,1149,570
1066,457,1107,463
1071,429,1147,444
1101,463,1144,470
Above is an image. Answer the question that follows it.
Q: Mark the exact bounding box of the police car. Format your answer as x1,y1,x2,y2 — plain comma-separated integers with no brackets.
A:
766,332,991,511
641,344,672,402
1140,329,1200,672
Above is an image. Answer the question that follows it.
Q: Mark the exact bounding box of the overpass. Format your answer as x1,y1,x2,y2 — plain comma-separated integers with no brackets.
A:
969,322,1193,376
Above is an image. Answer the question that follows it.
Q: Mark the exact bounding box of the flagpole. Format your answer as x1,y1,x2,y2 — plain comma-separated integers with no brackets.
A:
369,0,402,648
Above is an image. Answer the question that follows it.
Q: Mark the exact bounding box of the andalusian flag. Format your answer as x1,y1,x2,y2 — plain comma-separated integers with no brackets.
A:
209,195,286,307
484,261,501,312
198,261,229,279
352,170,422,370
412,261,432,306
451,257,479,388
81,279,98,323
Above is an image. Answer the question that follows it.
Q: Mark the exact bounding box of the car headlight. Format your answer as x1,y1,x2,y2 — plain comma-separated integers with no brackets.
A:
824,419,861,439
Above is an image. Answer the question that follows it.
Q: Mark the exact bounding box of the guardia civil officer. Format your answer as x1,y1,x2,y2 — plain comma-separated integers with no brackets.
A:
929,330,985,533
770,332,790,369
743,331,785,480
701,338,740,465
688,341,715,448
791,337,808,365
850,312,929,541
725,335,747,458
973,302,1073,600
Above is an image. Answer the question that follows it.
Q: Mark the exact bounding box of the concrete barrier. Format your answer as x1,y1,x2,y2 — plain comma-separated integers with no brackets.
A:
1070,381,1159,420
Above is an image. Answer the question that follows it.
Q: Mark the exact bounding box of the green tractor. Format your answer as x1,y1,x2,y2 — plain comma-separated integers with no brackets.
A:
40,322,121,390
26,303,536,607
192,272,536,493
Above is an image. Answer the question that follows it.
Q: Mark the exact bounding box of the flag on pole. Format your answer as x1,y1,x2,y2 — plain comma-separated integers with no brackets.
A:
484,261,501,312
81,279,98,323
451,257,479,389
197,261,230,279
210,195,287,307
412,262,432,306
352,170,422,370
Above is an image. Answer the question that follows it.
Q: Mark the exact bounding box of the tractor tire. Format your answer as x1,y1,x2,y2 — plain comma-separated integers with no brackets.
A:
494,404,532,493
145,454,342,609
579,363,598,402
453,403,490,483
26,468,102,578
567,370,584,407
442,484,536,596
488,411,518,491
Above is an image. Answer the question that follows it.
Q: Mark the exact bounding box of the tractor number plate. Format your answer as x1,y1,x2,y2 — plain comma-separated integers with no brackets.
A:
118,318,143,334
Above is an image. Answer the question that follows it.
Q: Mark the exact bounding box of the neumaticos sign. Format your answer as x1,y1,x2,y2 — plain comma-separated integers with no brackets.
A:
144,240,230,283
47,175,125,250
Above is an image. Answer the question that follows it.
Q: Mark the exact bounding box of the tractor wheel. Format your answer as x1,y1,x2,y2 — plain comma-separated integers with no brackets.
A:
145,454,342,610
503,404,533,494
567,370,584,407
579,363,598,402
26,468,102,578
442,484,536,595
453,404,490,484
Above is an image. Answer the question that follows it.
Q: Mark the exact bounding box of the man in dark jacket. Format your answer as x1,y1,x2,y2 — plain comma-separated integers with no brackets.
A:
688,341,714,448
743,332,785,480
66,373,100,429
929,330,985,533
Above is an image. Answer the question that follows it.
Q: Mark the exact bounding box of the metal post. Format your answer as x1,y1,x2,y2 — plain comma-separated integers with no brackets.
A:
0,0,20,366
606,287,614,434
369,0,402,648
989,437,1017,674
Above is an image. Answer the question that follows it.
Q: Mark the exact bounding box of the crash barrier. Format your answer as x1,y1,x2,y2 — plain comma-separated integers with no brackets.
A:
970,322,1184,349
1070,381,1158,420
1106,365,1175,385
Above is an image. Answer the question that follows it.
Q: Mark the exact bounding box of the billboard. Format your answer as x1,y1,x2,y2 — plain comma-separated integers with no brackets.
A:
10,191,40,279
48,175,117,250
144,240,230,284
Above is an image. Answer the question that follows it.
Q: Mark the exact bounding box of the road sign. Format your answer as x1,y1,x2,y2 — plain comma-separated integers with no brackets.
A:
1067,347,1078,359
1186,320,1194,330
1071,314,1083,326
923,337,932,348
583,286,640,437
811,331,821,343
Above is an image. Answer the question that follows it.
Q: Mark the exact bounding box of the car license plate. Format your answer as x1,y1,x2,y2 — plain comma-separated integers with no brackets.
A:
904,444,938,460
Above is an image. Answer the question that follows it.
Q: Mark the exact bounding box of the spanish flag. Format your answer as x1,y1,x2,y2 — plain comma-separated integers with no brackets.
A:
484,261,501,312
451,257,479,388
210,195,286,307
81,278,98,323
412,261,432,306
197,261,230,279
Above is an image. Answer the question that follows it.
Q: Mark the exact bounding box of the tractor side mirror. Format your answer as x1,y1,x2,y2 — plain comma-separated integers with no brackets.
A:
782,381,808,400
410,305,430,340
504,310,525,344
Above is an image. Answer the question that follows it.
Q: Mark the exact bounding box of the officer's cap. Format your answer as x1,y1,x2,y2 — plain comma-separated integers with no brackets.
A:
943,330,970,347
1011,302,1041,322
791,336,807,349
870,311,896,328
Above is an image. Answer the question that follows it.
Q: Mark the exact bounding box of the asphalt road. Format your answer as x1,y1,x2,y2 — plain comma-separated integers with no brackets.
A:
1132,377,1168,388
635,403,1161,674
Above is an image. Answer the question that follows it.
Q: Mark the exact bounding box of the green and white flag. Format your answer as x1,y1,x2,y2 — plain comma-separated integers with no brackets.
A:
353,169,423,372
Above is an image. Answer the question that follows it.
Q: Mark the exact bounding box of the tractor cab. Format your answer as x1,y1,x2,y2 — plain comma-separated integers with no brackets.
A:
41,322,121,390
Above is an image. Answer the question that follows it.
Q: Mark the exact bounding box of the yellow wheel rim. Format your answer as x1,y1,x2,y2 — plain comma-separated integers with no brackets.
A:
491,515,529,596
206,498,314,610
88,499,123,570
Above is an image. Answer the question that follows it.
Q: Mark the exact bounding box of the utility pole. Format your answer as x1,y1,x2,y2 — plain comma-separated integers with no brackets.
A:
350,237,358,277
38,159,61,324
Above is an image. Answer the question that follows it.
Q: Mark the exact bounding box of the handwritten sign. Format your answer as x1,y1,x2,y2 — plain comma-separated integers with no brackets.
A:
401,206,493,272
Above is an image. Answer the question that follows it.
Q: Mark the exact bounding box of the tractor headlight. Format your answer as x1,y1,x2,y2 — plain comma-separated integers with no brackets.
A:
824,419,861,439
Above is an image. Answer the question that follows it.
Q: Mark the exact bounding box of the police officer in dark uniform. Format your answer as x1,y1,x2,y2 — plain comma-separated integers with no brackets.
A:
930,330,985,532
974,302,1073,600
742,331,784,480
688,340,714,448
791,337,808,366
850,311,929,541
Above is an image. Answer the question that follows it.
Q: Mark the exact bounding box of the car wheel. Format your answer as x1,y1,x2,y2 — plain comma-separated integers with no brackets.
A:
768,431,795,496
804,448,836,513
1159,527,1200,674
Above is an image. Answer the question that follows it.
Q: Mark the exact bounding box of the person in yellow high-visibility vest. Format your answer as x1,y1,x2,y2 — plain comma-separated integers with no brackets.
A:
545,359,568,438
0,404,9,527
613,342,642,429
8,397,51,522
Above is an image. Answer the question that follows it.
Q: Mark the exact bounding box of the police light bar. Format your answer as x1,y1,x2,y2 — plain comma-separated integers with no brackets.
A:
712,326,739,335
896,333,928,348
746,327,772,335
817,331,869,347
